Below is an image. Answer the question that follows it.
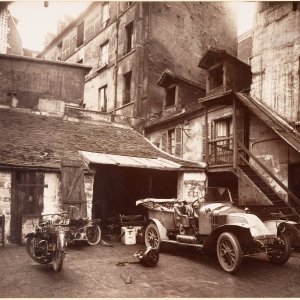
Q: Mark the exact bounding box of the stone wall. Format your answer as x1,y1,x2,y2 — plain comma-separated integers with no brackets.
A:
251,3,300,122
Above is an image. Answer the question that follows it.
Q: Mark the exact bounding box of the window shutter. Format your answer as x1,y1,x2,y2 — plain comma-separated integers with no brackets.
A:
161,131,168,152
175,128,182,157
202,123,210,159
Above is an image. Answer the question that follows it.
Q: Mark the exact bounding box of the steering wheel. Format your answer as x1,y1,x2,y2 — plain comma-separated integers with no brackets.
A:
191,198,200,209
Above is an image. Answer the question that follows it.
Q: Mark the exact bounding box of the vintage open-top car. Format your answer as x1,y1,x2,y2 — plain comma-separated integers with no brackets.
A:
137,187,296,274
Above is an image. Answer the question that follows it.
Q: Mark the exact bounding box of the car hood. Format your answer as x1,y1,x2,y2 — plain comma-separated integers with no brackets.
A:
199,203,277,238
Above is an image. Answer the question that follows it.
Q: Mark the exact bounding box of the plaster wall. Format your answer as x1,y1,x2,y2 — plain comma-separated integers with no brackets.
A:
251,3,300,122
247,113,300,203
177,172,206,202
0,171,11,243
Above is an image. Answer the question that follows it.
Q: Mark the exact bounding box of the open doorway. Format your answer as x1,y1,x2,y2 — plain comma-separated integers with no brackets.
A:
207,171,238,203
92,165,177,225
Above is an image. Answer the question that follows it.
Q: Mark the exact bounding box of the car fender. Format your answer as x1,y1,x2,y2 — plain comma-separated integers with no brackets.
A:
264,220,298,236
147,218,169,241
203,224,253,250
57,231,66,251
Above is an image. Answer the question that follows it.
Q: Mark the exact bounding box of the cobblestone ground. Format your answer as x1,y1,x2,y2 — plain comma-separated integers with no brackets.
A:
1,242,300,298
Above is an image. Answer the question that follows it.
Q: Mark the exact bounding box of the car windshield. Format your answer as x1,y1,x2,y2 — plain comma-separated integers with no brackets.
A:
204,187,232,203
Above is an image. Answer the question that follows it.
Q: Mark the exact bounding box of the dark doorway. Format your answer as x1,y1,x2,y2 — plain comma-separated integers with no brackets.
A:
207,171,238,203
288,163,300,212
10,171,44,243
92,165,177,224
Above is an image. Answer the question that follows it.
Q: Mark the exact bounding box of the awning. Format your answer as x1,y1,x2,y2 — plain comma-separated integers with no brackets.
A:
80,151,183,170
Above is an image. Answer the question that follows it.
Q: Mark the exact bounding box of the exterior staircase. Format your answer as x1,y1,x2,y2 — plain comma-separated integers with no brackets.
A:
235,141,300,244
238,164,300,223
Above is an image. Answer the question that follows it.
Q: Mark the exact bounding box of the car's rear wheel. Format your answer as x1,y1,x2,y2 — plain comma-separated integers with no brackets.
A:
145,223,161,250
268,234,291,265
217,232,242,274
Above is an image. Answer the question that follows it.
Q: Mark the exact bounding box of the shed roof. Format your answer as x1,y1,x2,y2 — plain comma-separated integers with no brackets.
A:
157,69,205,90
198,47,251,70
235,93,300,154
0,108,204,170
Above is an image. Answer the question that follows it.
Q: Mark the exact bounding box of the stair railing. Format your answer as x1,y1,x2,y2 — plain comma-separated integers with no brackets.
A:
236,141,300,209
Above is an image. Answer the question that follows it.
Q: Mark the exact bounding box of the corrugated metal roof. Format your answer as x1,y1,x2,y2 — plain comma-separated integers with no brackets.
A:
235,92,300,153
80,151,182,170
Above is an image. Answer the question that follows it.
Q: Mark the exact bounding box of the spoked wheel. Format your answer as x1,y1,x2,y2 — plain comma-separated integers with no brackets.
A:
145,223,161,250
86,225,101,246
52,243,64,272
217,232,242,274
141,248,160,267
268,234,291,265
26,235,52,264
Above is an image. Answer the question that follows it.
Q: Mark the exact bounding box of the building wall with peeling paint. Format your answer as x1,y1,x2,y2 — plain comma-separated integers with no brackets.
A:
177,172,207,202
251,2,300,122
0,169,94,244
243,113,300,204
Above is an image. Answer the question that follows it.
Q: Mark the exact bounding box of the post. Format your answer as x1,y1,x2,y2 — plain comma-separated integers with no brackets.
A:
233,95,237,169
205,106,209,165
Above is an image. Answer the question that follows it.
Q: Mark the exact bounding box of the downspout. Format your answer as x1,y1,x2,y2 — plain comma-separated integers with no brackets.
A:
113,2,120,116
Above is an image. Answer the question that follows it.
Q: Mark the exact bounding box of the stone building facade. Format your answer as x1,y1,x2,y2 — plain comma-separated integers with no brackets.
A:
38,2,237,129
0,3,23,55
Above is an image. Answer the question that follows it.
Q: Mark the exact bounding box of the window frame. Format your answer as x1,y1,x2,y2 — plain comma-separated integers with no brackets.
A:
98,85,108,112
101,2,110,25
123,71,132,105
164,84,177,109
125,21,134,54
76,21,85,48
99,40,109,67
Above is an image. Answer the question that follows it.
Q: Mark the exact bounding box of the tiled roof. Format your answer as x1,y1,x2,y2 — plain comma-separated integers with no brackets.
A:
0,108,204,170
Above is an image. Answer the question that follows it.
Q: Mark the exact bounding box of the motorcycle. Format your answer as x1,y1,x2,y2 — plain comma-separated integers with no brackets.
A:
66,206,101,246
26,211,70,272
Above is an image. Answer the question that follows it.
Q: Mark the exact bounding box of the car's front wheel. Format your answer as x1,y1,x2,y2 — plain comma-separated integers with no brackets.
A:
217,232,242,274
145,223,161,250
268,234,291,265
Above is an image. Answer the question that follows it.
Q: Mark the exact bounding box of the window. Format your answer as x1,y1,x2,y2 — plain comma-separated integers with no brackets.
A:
165,85,176,108
209,65,223,90
77,21,84,47
123,71,132,104
161,128,182,157
16,171,44,215
125,22,134,54
102,2,110,24
57,41,62,60
214,117,233,139
99,41,109,67
98,85,107,112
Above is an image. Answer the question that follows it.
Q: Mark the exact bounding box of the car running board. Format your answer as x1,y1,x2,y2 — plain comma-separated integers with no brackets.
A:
162,240,204,249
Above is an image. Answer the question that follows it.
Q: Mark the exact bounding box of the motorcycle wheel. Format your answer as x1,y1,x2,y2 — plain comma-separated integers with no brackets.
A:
86,225,101,246
52,243,64,272
26,235,52,264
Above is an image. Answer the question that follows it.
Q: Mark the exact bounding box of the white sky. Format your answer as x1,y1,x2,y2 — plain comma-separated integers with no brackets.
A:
8,1,257,52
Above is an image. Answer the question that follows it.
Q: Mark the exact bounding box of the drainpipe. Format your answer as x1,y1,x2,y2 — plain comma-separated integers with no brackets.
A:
113,2,120,116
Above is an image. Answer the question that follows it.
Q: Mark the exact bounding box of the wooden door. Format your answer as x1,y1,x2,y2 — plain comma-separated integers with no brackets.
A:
61,160,87,217
10,171,45,244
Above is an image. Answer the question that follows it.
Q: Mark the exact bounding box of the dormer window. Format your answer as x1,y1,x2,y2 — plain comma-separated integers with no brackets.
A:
209,65,223,90
165,85,177,109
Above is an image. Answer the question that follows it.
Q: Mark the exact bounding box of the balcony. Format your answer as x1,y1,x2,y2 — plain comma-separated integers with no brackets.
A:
208,137,234,166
